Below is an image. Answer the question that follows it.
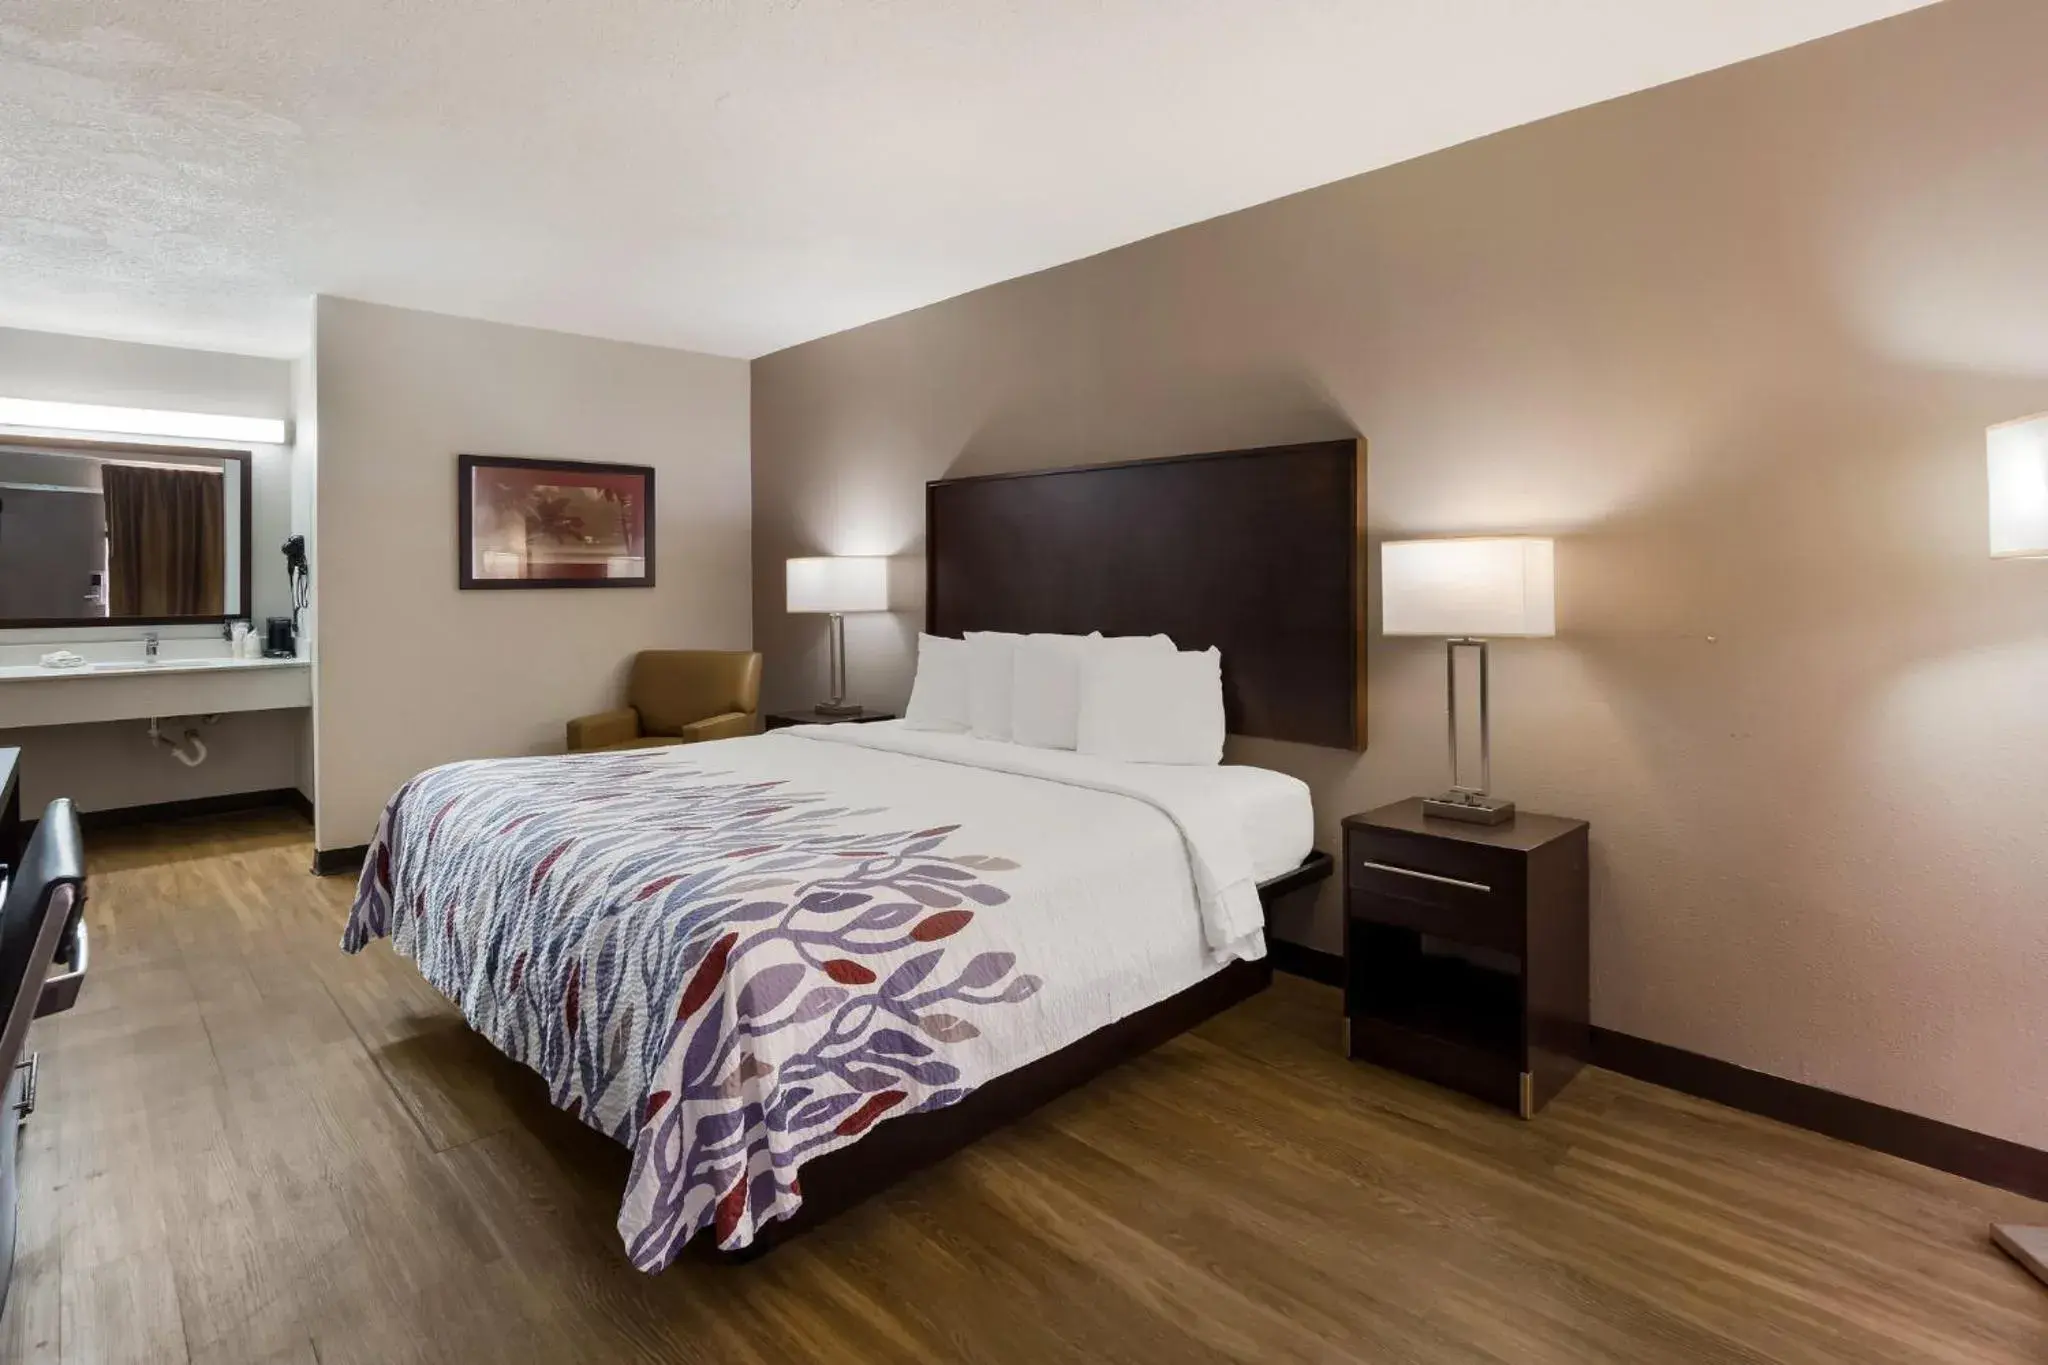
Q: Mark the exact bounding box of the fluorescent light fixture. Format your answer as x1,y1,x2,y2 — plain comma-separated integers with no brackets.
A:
1988,414,2048,559
1381,537,1557,638
0,396,288,445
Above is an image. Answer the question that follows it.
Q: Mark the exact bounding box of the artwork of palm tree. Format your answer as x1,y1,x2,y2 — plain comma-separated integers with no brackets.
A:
598,487,641,555
521,491,588,544
462,455,653,587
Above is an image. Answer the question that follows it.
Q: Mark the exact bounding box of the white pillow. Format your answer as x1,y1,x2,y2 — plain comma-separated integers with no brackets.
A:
1094,633,1178,655
1010,634,1093,750
1012,633,1175,750
965,631,1023,740
903,634,970,732
1076,646,1226,765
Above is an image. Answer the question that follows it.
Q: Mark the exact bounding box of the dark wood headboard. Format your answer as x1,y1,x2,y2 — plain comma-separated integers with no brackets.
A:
926,438,1366,750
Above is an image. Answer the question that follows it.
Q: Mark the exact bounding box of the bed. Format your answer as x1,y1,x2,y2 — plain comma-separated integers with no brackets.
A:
344,722,1318,1265
343,438,1363,1266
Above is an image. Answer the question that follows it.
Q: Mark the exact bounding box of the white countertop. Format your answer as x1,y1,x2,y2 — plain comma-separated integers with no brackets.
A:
0,655,308,683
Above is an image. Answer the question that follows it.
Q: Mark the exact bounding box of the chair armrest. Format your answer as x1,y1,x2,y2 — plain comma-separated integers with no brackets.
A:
567,707,641,752
680,711,758,743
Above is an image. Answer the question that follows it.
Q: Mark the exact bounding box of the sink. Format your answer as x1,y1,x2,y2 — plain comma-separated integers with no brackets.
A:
66,657,238,675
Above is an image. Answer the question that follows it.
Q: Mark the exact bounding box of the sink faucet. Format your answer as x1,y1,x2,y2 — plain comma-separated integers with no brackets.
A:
144,631,159,661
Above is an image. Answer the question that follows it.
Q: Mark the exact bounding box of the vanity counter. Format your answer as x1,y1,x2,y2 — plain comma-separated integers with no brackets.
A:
0,655,310,729
0,656,308,683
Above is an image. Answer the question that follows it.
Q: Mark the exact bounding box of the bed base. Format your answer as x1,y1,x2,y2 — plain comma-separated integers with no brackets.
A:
705,954,1273,1262
702,850,1331,1262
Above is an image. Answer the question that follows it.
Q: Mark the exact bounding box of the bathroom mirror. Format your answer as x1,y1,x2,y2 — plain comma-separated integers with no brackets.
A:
0,438,252,628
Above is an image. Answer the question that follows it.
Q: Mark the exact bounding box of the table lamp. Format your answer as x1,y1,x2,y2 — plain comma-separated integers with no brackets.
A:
1986,413,2047,1288
786,556,889,716
1381,537,1556,825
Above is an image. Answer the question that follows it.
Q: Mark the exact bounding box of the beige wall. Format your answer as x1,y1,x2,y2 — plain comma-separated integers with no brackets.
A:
313,296,751,850
752,0,2048,1150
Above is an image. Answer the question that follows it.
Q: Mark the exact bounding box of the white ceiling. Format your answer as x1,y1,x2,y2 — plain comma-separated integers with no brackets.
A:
1,0,1935,361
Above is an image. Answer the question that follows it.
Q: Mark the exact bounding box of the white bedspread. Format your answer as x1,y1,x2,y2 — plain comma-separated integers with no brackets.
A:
343,724,1285,1264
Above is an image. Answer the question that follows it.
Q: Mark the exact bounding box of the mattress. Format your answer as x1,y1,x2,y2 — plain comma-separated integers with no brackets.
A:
801,722,1315,883
1206,759,1316,883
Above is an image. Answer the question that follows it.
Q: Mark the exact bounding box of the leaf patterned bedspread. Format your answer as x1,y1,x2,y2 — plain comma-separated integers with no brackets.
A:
343,724,1257,1267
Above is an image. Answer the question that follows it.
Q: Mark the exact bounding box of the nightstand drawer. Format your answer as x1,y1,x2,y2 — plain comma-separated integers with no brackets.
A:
1348,854,1521,955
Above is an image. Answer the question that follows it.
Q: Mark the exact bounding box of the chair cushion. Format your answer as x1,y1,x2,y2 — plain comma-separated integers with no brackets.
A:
629,651,761,736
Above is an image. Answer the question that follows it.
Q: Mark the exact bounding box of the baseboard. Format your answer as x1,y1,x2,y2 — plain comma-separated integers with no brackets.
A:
24,787,313,835
1267,940,1344,988
1589,1026,2048,1204
311,844,368,878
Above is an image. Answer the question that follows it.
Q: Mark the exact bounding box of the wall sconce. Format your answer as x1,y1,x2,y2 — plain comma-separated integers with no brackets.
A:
1987,413,2048,559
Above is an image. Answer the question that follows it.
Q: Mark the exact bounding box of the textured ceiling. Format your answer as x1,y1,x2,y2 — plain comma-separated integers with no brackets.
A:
1,0,1935,360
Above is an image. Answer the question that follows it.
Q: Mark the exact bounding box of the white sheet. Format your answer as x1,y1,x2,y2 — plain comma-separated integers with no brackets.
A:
785,721,1312,956
1204,760,1318,883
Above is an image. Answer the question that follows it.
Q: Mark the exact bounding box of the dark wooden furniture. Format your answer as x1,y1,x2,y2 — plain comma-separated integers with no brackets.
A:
926,439,1367,750
1342,800,1587,1118
764,708,898,730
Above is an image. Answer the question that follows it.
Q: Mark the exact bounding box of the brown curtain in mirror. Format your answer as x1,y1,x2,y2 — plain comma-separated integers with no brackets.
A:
102,463,225,617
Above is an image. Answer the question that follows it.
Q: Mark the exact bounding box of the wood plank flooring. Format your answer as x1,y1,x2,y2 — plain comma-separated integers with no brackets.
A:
3,809,2043,1363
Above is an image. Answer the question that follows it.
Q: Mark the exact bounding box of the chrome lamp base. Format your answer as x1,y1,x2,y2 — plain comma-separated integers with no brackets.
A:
1422,790,1517,826
1425,638,1518,826
811,611,866,718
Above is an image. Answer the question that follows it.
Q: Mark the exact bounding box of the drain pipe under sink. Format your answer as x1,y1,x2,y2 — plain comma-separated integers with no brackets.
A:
146,717,210,768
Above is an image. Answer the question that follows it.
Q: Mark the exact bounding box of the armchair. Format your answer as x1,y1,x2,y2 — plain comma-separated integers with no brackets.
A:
567,650,762,752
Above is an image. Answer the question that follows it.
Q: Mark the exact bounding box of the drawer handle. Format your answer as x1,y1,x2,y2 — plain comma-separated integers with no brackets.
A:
1357,860,1492,895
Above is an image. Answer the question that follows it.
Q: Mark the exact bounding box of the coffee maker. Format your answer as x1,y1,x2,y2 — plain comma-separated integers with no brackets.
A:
263,616,296,658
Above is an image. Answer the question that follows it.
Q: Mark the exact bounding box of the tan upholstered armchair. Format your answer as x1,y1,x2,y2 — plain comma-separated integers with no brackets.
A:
566,651,763,752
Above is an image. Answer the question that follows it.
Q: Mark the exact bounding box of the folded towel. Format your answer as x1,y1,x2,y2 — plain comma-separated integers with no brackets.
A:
37,650,88,669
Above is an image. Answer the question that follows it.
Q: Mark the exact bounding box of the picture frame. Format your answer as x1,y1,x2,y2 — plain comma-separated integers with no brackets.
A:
457,453,656,590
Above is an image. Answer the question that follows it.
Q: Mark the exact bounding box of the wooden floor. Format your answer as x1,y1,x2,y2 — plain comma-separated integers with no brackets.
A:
2,811,2043,1364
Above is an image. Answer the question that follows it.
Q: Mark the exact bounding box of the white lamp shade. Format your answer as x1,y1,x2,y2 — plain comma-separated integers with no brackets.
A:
1381,538,1556,638
1988,414,2048,559
785,556,890,614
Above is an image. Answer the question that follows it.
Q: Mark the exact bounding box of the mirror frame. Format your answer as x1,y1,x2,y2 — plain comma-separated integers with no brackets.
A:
0,434,255,632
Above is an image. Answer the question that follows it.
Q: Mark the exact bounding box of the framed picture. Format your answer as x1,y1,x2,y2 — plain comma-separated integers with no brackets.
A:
458,454,655,589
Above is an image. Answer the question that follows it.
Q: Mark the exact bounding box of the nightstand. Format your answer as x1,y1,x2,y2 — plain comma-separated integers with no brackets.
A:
1342,799,1588,1118
764,709,898,730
